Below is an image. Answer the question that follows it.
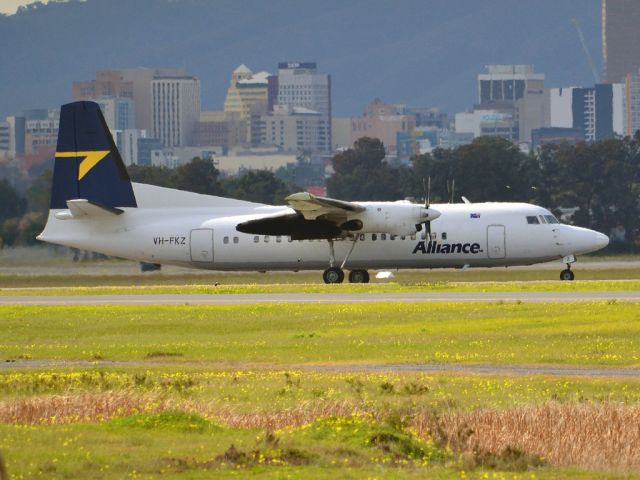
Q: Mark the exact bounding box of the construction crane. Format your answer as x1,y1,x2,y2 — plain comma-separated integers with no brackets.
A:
572,18,600,84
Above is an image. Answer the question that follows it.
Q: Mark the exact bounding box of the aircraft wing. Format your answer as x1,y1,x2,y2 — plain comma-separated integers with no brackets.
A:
285,192,365,221
236,192,365,240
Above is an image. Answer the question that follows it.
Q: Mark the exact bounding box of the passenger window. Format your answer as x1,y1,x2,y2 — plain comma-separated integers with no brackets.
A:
223,236,229,244
254,236,259,243
390,235,396,240
288,236,293,242
527,216,540,224
421,231,427,240
410,234,415,240
442,232,447,240
276,236,282,243
233,236,239,244
264,236,270,243
381,233,386,240
372,234,377,241
431,232,437,240
359,234,365,241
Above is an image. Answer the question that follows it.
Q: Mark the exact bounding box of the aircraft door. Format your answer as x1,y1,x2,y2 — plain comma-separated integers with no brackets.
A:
190,229,214,262
487,225,506,259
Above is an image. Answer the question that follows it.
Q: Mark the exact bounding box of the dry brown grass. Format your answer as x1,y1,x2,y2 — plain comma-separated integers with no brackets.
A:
2,395,640,471
0,393,171,424
413,402,640,472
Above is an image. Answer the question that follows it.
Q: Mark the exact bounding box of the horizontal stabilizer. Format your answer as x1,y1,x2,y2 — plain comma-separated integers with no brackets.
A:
54,199,124,219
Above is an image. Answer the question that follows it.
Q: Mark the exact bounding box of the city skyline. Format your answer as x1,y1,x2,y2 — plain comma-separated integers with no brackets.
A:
0,0,602,120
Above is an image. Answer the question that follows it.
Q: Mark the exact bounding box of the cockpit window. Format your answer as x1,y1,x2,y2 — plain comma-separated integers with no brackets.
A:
539,215,547,224
544,215,559,224
526,216,540,224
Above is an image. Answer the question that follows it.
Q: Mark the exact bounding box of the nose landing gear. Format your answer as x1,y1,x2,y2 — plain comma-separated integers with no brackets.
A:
559,254,576,281
560,267,575,281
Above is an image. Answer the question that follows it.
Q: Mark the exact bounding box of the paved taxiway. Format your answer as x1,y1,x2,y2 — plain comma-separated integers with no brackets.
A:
3,358,640,379
1,290,640,305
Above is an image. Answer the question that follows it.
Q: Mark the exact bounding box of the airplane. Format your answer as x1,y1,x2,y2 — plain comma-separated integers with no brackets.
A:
37,101,610,283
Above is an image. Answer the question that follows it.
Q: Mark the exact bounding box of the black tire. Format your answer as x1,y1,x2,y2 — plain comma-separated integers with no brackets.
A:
323,267,345,284
560,269,575,281
348,269,370,283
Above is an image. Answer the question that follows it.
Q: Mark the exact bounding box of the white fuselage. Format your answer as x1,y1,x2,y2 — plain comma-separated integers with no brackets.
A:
38,192,609,272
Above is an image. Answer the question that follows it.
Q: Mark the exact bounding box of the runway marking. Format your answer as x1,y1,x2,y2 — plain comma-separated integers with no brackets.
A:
0,291,639,305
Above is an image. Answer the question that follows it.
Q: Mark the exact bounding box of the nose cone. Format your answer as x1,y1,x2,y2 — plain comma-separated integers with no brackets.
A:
566,227,609,255
595,232,609,249
422,207,440,221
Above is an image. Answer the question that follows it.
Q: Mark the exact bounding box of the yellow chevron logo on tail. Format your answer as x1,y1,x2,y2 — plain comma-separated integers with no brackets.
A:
55,150,110,180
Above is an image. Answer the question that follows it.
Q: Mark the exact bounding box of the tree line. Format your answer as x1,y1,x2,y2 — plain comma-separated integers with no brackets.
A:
1,135,639,251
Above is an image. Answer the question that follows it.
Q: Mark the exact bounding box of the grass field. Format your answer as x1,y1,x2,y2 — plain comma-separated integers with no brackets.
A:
2,300,640,478
2,302,640,365
3,279,640,297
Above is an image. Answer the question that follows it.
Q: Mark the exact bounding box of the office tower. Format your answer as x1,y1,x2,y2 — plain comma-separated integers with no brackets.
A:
73,68,187,130
151,76,201,147
96,97,135,131
602,0,640,83
223,65,271,121
274,62,331,153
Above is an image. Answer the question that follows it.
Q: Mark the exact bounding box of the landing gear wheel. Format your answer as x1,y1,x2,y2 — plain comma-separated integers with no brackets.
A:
348,269,370,283
323,267,345,284
560,269,575,281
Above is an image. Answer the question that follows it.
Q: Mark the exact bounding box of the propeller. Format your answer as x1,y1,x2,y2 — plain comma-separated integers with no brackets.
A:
417,177,433,239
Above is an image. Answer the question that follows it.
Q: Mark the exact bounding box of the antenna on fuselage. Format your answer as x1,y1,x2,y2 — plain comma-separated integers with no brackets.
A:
448,179,455,203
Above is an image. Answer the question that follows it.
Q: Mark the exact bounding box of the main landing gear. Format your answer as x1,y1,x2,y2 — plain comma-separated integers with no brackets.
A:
559,254,576,281
322,237,370,284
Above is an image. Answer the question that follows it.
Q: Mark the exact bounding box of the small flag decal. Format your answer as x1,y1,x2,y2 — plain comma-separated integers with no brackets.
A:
470,213,481,219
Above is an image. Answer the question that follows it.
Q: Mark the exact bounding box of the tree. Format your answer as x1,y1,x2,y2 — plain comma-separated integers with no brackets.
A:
327,137,405,201
223,170,299,205
170,157,224,195
0,179,25,223
127,164,174,188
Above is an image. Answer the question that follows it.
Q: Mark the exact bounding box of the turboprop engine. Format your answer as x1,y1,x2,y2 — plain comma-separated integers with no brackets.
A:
340,202,440,236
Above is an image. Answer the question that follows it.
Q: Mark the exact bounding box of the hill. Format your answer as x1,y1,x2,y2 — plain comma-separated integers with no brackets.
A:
0,0,601,118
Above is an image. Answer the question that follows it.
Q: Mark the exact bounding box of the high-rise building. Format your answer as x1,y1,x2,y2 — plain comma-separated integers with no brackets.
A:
602,0,640,83
478,65,544,105
351,99,416,155
548,84,624,142
114,129,148,166
623,69,640,136
274,62,331,153
151,76,201,147
223,65,271,121
96,97,135,131
23,109,59,154
461,64,549,145
73,68,187,130
260,104,329,153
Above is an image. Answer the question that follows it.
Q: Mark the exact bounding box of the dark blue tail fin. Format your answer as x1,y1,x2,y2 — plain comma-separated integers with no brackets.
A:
50,101,137,209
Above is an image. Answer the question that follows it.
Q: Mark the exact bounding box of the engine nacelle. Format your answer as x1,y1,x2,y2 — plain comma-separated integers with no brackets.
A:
342,202,440,236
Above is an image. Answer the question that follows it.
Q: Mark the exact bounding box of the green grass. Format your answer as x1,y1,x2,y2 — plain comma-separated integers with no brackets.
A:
2,302,640,366
1,417,620,479
3,278,640,296
3,299,640,478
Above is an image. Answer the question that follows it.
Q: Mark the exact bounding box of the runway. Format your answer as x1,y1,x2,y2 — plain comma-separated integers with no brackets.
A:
1,290,640,305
